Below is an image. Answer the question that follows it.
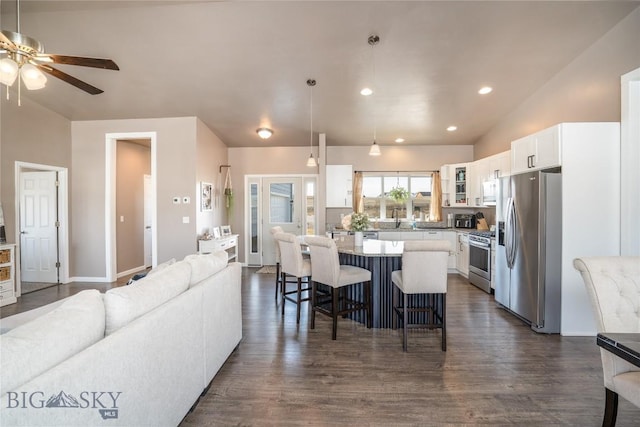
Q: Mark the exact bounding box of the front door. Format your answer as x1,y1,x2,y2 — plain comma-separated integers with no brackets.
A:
261,177,303,265
20,171,59,283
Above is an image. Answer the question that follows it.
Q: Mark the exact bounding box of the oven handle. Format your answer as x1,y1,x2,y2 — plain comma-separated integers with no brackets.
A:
468,240,491,249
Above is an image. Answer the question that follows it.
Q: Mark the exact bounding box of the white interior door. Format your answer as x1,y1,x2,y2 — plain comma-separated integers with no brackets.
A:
143,174,152,268
20,171,58,283
261,177,302,265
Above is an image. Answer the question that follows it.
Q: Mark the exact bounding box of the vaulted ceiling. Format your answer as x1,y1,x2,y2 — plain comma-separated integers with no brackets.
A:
1,1,638,147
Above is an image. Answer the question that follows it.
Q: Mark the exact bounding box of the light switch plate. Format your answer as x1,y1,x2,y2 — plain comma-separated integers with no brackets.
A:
172,197,181,204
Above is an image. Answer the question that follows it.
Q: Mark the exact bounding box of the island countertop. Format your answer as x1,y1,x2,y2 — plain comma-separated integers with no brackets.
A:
335,239,404,257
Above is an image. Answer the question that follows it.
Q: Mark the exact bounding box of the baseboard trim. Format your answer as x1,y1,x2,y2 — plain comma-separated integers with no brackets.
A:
116,265,146,279
69,276,111,283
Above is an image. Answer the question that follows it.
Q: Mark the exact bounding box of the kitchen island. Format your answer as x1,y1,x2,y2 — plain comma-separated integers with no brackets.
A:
331,238,444,329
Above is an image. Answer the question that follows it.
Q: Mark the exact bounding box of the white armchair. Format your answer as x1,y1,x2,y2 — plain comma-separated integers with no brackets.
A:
573,256,640,426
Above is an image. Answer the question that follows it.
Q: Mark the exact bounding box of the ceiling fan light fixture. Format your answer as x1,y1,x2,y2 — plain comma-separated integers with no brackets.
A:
256,127,273,139
0,57,19,85
20,63,46,90
369,140,381,156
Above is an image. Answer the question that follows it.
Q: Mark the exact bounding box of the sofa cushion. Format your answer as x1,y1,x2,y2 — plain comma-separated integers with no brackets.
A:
104,261,191,335
184,251,228,287
0,290,105,395
146,257,176,278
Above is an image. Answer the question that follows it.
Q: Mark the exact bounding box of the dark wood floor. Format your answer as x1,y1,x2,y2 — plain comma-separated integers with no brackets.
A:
182,269,640,426
3,269,638,425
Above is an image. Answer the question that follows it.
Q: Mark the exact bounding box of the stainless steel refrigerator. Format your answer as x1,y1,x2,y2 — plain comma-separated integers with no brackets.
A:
495,170,562,333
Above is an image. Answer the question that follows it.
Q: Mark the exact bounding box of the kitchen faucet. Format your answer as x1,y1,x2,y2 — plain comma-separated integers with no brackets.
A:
392,208,401,228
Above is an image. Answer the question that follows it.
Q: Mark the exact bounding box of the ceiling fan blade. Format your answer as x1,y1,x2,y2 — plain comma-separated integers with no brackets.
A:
0,31,17,51
37,64,104,95
41,54,119,71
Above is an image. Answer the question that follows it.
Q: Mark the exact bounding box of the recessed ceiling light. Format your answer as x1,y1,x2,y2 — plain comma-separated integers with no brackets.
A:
256,127,273,139
395,138,404,143
360,87,373,96
447,126,457,132
478,86,493,95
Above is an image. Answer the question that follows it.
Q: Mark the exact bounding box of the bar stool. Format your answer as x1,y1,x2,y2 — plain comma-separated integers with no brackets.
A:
274,232,312,324
391,240,451,352
270,226,284,299
304,236,372,340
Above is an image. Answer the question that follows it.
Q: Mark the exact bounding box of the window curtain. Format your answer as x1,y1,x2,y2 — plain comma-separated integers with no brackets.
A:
353,171,363,213
430,171,442,221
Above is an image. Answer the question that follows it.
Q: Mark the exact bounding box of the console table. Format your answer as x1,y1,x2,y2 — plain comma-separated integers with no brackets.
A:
199,235,238,262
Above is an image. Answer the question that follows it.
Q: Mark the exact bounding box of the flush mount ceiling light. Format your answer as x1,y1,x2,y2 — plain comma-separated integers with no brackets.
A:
306,78,318,168
360,87,373,96
367,34,382,157
395,138,405,143
478,86,493,95
447,126,458,132
0,0,119,105
256,127,273,139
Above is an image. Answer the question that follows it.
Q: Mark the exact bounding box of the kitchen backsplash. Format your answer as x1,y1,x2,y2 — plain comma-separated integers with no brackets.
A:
326,206,496,231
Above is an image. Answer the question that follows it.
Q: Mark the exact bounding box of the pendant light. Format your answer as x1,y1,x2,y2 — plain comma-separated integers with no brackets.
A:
367,35,381,156
306,78,318,167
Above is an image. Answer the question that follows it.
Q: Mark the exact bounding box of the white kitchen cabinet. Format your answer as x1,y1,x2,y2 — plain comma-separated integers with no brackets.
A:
443,231,457,270
468,158,489,207
511,125,561,174
326,165,353,208
451,163,469,207
456,232,469,277
489,150,511,178
440,164,451,207
0,244,17,307
199,235,238,262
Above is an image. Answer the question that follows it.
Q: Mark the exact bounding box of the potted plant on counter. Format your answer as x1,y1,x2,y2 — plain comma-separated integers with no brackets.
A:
342,212,370,246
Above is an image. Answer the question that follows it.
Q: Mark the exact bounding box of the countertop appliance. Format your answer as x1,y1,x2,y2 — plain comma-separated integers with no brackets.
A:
468,230,493,293
454,214,476,229
495,170,561,333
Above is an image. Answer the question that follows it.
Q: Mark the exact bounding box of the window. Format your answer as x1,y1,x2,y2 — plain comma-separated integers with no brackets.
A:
362,173,432,221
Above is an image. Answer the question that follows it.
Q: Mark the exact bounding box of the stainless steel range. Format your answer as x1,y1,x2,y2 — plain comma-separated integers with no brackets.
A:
468,230,493,293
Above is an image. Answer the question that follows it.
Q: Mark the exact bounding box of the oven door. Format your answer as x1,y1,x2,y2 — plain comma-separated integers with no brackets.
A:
469,241,490,280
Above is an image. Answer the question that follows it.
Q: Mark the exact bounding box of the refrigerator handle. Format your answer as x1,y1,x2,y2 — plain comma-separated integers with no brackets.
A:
506,197,517,268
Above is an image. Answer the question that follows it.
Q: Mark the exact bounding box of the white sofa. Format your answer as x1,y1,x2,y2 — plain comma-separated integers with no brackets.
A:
0,252,242,427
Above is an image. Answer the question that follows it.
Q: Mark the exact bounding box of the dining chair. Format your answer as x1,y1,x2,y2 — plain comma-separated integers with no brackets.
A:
304,235,372,340
270,226,284,299
574,256,640,427
391,240,451,352
274,232,312,324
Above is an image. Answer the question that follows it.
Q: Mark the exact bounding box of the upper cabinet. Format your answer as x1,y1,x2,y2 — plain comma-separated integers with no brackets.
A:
326,164,353,208
511,125,560,174
441,151,510,208
451,163,468,207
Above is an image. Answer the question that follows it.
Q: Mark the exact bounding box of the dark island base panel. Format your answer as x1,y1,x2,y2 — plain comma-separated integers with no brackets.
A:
337,253,443,329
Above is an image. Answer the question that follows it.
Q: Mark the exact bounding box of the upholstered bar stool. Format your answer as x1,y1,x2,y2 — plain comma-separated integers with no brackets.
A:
574,257,640,427
274,232,312,324
305,236,372,340
270,226,284,299
391,240,451,352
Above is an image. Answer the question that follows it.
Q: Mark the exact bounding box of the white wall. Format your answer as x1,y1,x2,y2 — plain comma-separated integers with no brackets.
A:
71,117,213,279
195,118,229,238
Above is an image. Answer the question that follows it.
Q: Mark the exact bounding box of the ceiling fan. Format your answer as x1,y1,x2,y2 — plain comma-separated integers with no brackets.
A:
0,0,119,96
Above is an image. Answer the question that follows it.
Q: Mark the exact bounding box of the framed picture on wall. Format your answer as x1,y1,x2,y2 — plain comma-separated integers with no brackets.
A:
201,182,212,211
221,225,231,236
212,227,221,239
